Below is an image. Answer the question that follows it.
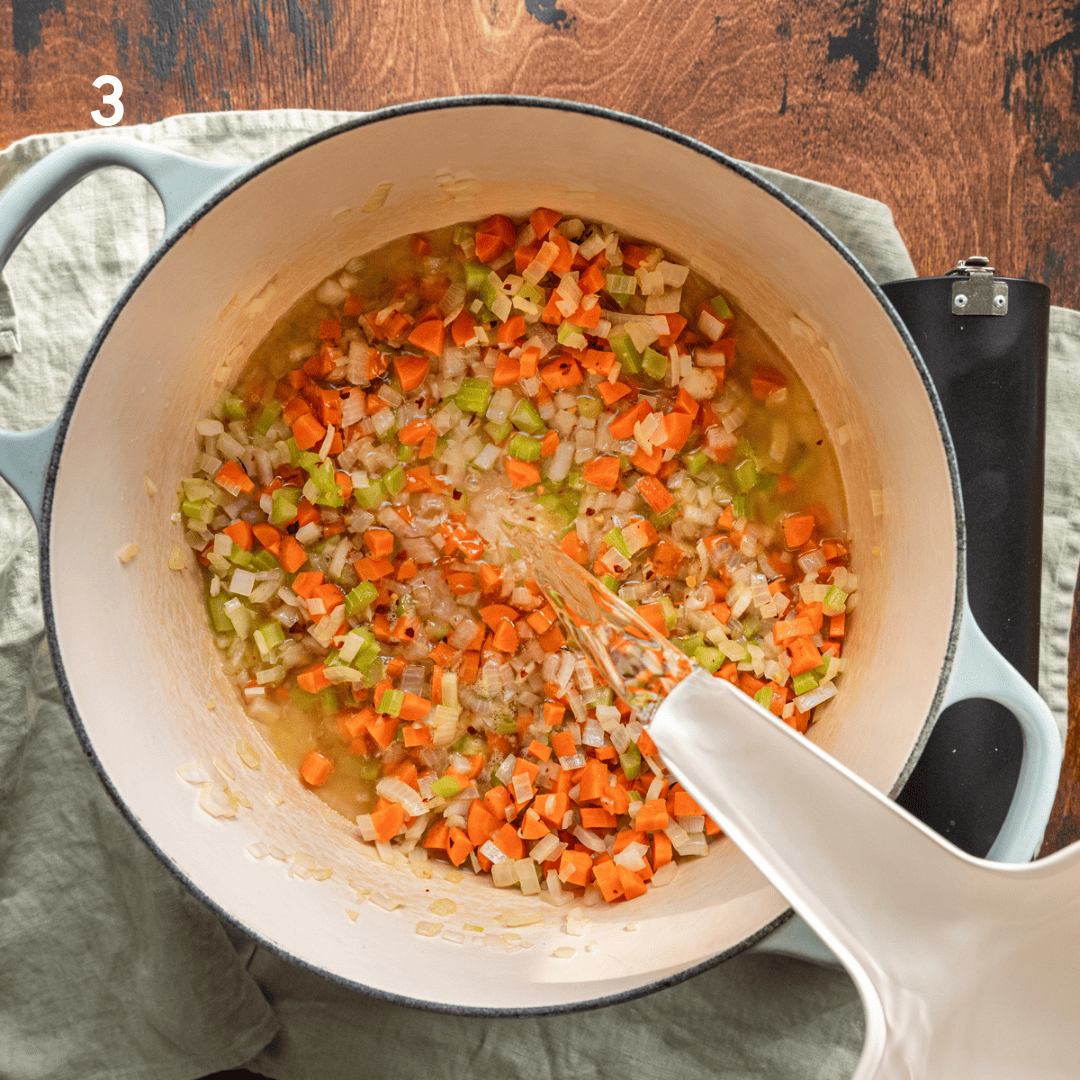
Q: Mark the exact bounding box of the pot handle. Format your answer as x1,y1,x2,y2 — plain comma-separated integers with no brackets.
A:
754,596,1063,965
0,137,245,524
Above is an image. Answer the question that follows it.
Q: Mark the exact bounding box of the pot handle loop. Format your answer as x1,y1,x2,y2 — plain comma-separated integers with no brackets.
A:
754,596,1063,965
0,137,245,523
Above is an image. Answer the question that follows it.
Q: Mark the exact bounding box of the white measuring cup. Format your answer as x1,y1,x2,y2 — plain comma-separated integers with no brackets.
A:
652,667,1079,1079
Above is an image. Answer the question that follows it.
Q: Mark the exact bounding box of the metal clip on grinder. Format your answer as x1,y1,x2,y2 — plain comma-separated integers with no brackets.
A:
881,258,1051,856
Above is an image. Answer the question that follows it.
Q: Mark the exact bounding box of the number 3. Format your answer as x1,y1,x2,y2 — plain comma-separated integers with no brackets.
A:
92,75,124,127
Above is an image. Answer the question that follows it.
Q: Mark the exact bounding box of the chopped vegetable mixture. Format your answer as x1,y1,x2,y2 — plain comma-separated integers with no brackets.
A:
179,209,856,905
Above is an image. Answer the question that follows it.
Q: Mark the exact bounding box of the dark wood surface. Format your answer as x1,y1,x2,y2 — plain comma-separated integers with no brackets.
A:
2,1,1079,1060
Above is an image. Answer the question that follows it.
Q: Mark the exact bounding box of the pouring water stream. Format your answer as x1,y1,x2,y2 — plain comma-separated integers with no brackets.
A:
516,531,1080,1080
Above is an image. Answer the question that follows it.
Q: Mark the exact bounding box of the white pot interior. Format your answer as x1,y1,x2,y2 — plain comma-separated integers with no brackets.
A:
46,104,959,1011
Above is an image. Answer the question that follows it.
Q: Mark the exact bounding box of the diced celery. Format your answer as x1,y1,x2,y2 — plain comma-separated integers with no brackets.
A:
354,479,387,510
603,527,631,559
792,672,820,695
251,550,279,572
649,506,679,531
453,226,474,247
229,544,255,569
287,436,302,466
452,734,485,756
595,688,614,707
599,575,619,592
207,593,232,633
485,419,512,444
823,585,848,611
455,377,493,415
608,292,633,309
619,742,642,780
290,686,319,710
431,776,462,799
258,620,285,650
576,395,601,419
354,640,382,674
509,398,546,435
731,494,751,519
812,658,831,679
560,489,582,516
709,293,733,320
496,718,519,736
734,458,758,493
384,464,406,496
182,498,206,520
344,581,379,616
534,493,563,514
756,472,778,496
659,596,677,631
507,433,542,461
685,451,709,476
694,646,724,673
222,394,246,421
566,467,585,491
309,460,337,494
480,277,501,312
642,347,667,380
464,262,488,292
610,333,641,374
754,686,774,709
557,321,586,345
674,633,705,656
378,688,405,716
270,487,302,524
396,444,413,463
518,281,545,305
254,399,282,436
318,687,339,716
742,615,762,640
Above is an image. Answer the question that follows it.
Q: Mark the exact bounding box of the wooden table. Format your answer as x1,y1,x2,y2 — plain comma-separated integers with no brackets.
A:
4,0,1079,868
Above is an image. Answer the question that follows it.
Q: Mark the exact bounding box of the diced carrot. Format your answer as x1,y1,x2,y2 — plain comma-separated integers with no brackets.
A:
526,739,552,762
296,663,329,694
535,792,570,826
653,411,693,451
671,790,704,817
278,535,307,574
559,532,588,565
497,315,526,344
800,600,825,633
447,827,473,866
579,261,606,294
299,750,333,787
652,831,673,869
450,308,477,347
637,475,674,514
478,603,517,630
292,570,324,598
423,819,451,851
782,513,816,549
215,460,255,495
363,528,395,558
787,636,823,676
529,207,562,237
751,365,787,400
597,380,632,406
505,458,541,488
402,723,432,747
540,430,559,458
539,356,583,390
549,232,575,273
578,759,610,802
637,729,658,757
252,522,282,555
493,353,521,388
608,399,653,440
558,849,592,887
364,712,399,750
830,612,846,638
467,799,500,848
537,624,566,652
550,730,576,759
399,693,432,721
652,540,684,577
635,799,670,832
636,603,669,639
223,520,254,552
544,702,567,728
492,620,519,653
493,821,525,861
617,864,648,900
772,616,816,644
591,858,623,901
582,457,620,491
777,473,798,495
520,808,550,840
458,651,480,684
291,413,326,452
580,807,618,829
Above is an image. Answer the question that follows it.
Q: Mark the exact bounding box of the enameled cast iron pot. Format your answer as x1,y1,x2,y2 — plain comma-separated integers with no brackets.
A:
0,98,1062,1013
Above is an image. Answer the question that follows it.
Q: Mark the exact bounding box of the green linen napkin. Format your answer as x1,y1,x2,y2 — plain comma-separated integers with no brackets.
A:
0,109,1072,1080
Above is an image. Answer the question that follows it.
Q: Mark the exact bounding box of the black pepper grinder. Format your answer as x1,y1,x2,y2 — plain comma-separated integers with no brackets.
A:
880,259,1050,857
